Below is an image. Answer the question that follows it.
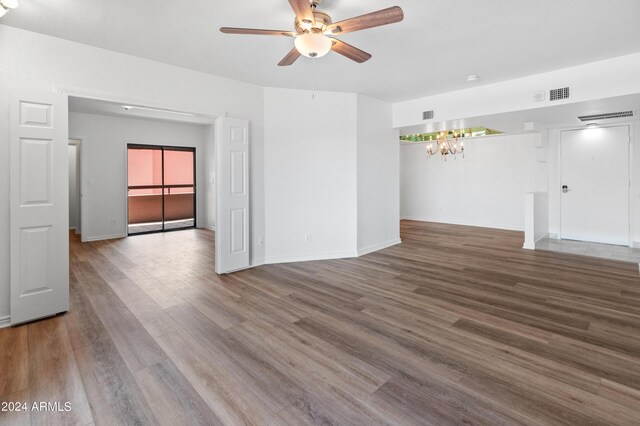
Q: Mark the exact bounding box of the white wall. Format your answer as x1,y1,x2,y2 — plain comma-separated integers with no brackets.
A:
69,112,208,241
0,25,265,319
400,133,539,231
68,145,79,229
357,95,401,254
264,88,358,262
263,89,401,262
393,53,640,129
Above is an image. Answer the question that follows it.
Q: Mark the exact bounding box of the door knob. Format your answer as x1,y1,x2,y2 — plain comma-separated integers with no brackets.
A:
562,185,570,193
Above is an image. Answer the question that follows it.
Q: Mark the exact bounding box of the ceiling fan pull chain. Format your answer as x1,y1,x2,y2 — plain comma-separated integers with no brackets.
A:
312,58,316,100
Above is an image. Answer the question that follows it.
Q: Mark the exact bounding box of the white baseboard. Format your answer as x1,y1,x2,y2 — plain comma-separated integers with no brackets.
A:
250,257,265,267
633,241,640,248
83,233,127,242
203,226,216,232
357,238,402,256
69,226,76,230
265,250,359,265
548,233,560,240
400,216,522,232
0,316,11,329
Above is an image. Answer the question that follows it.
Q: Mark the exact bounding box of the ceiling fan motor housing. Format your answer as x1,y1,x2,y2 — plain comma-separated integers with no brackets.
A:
295,10,332,34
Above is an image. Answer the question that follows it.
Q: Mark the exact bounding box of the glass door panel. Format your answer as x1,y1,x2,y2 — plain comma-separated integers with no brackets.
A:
127,147,163,234
127,146,196,235
163,149,195,231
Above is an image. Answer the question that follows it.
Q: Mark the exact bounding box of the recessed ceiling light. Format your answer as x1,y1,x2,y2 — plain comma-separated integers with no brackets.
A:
586,123,598,128
467,75,479,83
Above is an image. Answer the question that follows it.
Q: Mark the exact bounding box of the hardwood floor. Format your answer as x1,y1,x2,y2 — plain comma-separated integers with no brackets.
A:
2,220,640,425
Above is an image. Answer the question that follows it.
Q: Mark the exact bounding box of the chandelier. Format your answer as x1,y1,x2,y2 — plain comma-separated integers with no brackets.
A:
0,0,18,18
426,130,467,160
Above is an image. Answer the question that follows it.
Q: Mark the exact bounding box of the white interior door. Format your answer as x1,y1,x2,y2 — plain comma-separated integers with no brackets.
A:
215,117,250,273
10,91,69,325
560,125,630,245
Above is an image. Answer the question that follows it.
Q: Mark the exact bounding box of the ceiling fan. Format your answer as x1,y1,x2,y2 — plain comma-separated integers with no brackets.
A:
220,0,404,66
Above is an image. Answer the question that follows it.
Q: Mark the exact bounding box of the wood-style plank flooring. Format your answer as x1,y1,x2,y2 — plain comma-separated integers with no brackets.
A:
2,220,640,425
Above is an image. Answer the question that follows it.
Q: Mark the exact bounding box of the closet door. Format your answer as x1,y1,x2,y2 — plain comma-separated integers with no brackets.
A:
10,91,69,325
216,117,250,273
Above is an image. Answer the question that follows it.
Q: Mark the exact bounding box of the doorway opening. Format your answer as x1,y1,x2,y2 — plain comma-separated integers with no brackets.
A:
69,139,82,237
127,144,196,235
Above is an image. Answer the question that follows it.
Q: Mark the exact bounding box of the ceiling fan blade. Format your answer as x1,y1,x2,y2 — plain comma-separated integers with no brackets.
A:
278,48,302,66
220,27,295,37
288,0,315,25
331,39,372,63
326,6,404,35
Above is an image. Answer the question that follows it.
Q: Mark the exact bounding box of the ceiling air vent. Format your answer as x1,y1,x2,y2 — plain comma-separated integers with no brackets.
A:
550,87,570,101
423,110,434,120
578,111,634,122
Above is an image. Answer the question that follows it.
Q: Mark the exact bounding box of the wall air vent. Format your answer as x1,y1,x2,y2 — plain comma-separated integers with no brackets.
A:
578,111,634,122
549,87,570,101
423,110,434,120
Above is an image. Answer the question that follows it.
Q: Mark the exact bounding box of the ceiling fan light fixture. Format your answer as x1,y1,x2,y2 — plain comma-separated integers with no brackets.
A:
1,0,19,9
294,32,332,58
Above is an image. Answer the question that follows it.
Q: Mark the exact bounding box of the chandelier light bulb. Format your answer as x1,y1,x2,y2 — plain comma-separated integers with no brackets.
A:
1,0,19,9
294,32,332,58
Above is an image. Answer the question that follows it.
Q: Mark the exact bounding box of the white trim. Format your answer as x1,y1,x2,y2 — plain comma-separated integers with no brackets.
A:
84,233,127,242
265,251,359,265
548,233,560,239
633,241,640,248
357,238,402,256
55,86,224,120
124,142,129,238
202,225,216,232
0,316,11,329
69,226,76,230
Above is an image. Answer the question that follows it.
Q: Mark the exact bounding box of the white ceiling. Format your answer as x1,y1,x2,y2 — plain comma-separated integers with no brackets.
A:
3,0,640,101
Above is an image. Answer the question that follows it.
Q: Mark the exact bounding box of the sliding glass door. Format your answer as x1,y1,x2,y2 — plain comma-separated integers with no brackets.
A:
127,145,195,235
